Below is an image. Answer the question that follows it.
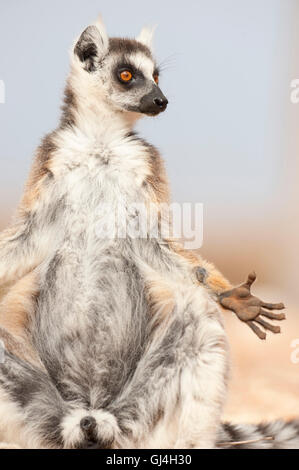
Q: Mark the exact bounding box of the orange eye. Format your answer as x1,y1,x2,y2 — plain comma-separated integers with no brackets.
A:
120,70,133,82
153,74,159,85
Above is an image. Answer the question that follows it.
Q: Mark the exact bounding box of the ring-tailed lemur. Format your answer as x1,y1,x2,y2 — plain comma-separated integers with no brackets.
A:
0,18,295,449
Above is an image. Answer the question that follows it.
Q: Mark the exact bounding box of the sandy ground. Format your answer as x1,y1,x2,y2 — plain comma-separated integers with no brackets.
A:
223,286,299,424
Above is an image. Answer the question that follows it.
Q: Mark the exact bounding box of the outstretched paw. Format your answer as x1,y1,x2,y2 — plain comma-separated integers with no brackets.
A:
218,272,286,340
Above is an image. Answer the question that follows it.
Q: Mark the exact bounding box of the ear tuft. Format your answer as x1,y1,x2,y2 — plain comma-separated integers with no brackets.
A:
93,15,109,50
74,19,108,72
136,26,156,50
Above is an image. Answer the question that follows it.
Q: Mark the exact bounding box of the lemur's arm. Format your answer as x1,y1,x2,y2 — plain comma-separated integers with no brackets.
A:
0,211,55,286
145,142,285,339
193,256,233,295
0,137,61,287
168,242,285,340
196,261,285,340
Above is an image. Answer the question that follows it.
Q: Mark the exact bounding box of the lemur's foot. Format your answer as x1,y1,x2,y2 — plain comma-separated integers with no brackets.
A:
61,408,119,449
218,272,285,340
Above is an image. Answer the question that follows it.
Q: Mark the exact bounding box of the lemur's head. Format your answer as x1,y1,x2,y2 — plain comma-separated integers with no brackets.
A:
71,17,168,117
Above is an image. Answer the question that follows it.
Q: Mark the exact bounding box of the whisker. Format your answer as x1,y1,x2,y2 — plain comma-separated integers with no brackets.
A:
158,53,178,70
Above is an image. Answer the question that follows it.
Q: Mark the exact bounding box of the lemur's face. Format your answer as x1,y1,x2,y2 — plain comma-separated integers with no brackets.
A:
102,39,168,116
73,21,168,117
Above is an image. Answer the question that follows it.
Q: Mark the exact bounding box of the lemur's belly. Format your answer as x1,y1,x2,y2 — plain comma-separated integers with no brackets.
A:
31,237,152,408
29,159,168,407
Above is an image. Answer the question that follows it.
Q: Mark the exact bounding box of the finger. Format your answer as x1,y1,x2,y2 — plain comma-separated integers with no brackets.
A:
246,321,266,340
243,271,256,289
254,317,281,334
261,302,285,310
260,309,286,321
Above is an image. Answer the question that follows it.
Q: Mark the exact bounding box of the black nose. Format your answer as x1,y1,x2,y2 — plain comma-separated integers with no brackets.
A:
139,87,168,115
153,97,168,110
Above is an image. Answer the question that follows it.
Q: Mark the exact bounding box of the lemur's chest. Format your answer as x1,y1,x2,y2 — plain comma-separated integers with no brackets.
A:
54,137,155,244
59,138,151,207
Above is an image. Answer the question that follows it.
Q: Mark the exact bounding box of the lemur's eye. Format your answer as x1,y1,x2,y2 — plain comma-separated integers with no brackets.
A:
119,70,133,82
153,74,159,85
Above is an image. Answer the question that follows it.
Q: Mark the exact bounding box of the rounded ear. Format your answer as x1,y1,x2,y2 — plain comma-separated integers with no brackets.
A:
74,19,109,72
136,26,156,50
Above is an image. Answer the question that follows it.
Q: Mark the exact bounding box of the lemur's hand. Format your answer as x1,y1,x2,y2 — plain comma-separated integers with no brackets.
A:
218,272,285,340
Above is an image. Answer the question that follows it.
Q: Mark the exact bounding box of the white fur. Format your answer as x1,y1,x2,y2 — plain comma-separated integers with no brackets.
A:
136,26,156,50
0,17,295,451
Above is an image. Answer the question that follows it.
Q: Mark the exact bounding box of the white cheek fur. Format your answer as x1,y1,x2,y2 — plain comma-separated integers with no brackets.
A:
0,20,294,451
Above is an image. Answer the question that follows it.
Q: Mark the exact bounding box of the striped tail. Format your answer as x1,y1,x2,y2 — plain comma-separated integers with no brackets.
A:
217,420,299,449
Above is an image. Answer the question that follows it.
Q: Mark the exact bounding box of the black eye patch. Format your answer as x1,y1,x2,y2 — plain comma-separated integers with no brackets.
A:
114,62,145,88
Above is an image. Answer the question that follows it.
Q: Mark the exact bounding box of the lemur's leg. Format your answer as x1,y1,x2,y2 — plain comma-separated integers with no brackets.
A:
0,345,66,448
0,331,118,449
107,283,229,449
0,270,43,368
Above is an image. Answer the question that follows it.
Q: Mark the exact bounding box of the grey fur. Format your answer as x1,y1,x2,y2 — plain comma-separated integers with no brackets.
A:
0,20,297,449
217,421,299,449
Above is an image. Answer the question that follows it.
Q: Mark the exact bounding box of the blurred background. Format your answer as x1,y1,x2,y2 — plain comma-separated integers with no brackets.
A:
0,0,298,423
